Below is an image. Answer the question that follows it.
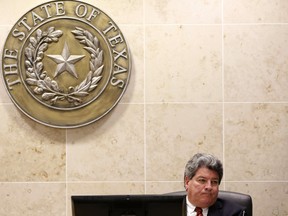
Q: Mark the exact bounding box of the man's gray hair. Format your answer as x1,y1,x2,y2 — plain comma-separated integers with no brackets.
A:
184,153,223,184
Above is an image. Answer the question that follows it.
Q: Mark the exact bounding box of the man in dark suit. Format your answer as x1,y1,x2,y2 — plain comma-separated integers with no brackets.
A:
183,153,246,216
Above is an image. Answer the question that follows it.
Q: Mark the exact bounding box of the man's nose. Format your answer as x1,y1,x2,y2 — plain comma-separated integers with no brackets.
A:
204,181,213,190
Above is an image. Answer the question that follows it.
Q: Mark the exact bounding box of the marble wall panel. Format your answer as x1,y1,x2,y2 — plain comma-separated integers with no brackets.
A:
224,25,288,102
67,104,144,181
226,182,288,216
145,0,222,24
146,25,222,103
225,103,288,181
146,103,223,181
0,104,66,182
224,0,288,23
0,183,66,216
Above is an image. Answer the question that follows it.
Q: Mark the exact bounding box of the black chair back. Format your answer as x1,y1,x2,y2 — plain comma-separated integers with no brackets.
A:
164,190,253,216
218,191,252,216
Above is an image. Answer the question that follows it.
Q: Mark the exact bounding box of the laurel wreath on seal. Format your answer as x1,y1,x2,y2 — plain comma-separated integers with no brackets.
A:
24,26,104,106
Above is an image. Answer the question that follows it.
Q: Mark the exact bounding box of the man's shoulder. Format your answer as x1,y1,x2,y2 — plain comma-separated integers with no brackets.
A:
208,197,245,215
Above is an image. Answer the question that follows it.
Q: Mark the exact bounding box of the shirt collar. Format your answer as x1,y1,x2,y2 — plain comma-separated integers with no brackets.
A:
186,196,209,215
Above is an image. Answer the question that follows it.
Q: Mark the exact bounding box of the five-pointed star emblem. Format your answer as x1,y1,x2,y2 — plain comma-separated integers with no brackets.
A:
47,42,85,78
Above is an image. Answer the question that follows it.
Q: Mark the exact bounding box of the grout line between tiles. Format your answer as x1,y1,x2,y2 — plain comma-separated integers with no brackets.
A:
1,180,287,184
143,0,147,194
20,180,288,183
65,129,68,216
221,0,226,191
142,23,288,26
141,101,288,104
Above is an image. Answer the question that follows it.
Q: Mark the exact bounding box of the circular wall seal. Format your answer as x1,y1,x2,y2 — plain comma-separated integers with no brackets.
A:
2,0,131,128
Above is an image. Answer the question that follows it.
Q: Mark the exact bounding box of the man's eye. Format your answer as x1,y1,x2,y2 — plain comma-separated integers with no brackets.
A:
196,178,219,185
211,180,219,185
197,179,207,184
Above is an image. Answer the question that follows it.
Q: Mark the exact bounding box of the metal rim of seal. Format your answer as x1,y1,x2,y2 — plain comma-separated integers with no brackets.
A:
2,0,131,128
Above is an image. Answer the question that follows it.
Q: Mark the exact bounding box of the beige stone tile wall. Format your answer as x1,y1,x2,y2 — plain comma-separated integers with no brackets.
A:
0,0,287,215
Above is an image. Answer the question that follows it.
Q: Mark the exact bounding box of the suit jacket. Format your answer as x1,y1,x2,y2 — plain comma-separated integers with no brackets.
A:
182,197,246,216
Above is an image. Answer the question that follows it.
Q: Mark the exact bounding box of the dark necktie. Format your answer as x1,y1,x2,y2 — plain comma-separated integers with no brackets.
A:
195,207,203,216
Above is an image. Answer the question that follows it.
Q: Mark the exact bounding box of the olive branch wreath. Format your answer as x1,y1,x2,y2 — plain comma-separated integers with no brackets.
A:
25,26,104,106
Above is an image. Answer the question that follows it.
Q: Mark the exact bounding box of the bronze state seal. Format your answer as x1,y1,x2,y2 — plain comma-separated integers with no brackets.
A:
2,0,131,128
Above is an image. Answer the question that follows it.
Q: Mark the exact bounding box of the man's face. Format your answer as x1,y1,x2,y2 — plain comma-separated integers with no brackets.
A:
185,167,219,208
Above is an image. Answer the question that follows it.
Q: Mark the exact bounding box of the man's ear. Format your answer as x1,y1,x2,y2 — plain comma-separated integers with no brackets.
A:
184,176,190,190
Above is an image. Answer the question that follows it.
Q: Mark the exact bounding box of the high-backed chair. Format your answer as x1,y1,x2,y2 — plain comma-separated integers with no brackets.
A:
165,190,253,216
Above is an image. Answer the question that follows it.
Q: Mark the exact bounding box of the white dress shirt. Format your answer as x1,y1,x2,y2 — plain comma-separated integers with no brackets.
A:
186,196,208,216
